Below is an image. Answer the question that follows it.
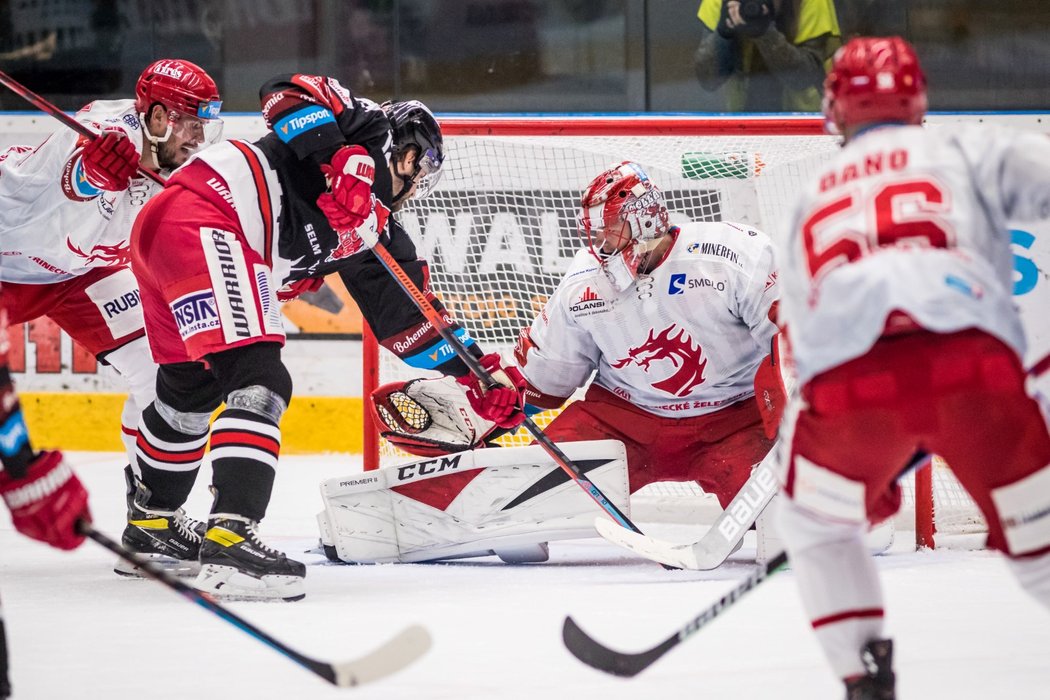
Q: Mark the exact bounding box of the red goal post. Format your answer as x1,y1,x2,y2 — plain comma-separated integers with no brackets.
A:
360,114,983,548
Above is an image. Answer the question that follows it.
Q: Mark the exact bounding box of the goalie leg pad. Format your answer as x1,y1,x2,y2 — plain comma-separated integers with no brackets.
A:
319,440,629,563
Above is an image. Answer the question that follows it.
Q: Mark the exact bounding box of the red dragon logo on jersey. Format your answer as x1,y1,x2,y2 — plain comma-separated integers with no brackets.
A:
612,324,707,397
66,238,131,267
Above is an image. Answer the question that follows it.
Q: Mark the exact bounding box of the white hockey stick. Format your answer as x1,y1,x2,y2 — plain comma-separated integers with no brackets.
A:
596,449,780,570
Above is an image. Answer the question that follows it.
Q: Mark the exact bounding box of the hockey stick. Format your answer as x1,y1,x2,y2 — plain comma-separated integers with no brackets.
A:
366,240,656,544
0,68,167,187
562,550,789,677
594,447,780,570
78,521,431,687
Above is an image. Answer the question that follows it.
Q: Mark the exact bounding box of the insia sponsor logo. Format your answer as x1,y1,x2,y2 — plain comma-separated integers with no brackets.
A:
171,290,220,340
668,273,686,295
210,231,252,338
122,114,140,130
275,106,335,141
396,455,463,481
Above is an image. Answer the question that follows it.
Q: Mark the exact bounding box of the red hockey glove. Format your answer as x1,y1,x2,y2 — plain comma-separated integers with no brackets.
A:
318,145,377,232
276,276,326,302
456,354,527,429
81,129,139,191
0,451,90,551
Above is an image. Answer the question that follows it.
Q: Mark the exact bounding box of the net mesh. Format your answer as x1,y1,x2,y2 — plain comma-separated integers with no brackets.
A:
369,120,985,539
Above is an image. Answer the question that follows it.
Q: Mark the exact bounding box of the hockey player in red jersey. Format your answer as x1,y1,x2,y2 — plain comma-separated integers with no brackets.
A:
0,60,221,560
0,292,91,699
777,37,1050,699
127,75,520,600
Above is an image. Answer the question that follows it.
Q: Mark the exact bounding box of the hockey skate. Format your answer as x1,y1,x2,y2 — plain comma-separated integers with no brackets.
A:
115,466,204,578
195,514,306,602
844,639,895,700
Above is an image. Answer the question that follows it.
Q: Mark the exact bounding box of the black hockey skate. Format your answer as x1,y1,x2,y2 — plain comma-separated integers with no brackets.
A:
115,466,204,578
845,639,896,700
195,514,306,602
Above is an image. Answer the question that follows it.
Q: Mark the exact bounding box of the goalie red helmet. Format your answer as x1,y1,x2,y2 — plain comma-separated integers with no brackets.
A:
579,161,670,259
823,36,927,134
135,59,222,121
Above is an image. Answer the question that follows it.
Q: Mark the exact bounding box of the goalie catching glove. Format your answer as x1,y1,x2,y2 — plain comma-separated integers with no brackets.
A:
316,145,390,256
370,375,502,457
455,353,527,429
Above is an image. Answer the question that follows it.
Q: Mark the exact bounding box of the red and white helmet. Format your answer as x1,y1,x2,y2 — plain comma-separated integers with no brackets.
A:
823,36,927,135
578,161,670,258
135,59,222,121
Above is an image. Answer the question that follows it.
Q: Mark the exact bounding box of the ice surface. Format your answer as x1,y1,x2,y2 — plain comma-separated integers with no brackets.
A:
2,453,1047,700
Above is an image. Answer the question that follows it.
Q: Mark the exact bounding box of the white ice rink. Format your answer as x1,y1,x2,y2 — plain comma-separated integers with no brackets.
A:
1,453,1047,700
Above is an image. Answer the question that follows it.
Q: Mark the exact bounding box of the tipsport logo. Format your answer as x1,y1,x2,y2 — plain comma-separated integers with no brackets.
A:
275,106,335,143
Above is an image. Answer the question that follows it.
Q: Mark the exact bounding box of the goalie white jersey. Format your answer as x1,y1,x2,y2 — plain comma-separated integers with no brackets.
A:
516,221,779,418
0,99,159,284
781,123,1050,384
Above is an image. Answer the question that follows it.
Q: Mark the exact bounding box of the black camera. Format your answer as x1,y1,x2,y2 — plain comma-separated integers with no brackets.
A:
738,0,772,21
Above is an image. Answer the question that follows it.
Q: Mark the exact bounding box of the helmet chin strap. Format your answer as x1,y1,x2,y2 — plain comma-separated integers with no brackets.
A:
390,166,420,207
140,113,173,171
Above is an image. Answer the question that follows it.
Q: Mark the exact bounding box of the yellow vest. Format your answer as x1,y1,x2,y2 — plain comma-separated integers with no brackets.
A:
698,0,841,111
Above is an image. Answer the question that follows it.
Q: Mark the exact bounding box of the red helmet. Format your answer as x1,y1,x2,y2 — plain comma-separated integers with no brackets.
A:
135,59,222,120
579,161,670,256
823,36,927,134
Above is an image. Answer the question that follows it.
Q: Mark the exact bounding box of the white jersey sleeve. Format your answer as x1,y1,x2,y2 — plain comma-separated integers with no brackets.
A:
0,99,154,284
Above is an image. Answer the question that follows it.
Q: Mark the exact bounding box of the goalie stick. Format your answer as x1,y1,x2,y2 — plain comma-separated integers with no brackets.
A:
79,522,431,687
365,240,662,552
0,68,166,187
594,448,779,570
562,550,789,677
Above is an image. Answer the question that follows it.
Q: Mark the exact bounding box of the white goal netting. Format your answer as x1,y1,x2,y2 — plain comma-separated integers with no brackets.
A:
366,117,985,544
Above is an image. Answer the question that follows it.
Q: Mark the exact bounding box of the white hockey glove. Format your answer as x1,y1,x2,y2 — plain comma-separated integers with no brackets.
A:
369,376,500,457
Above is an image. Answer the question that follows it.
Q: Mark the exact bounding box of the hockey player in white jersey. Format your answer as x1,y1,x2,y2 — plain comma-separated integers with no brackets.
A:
517,161,782,509
776,37,1050,699
0,59,221,574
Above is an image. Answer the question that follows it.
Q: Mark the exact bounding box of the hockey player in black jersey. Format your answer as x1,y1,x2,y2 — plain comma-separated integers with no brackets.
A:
125,75,524,601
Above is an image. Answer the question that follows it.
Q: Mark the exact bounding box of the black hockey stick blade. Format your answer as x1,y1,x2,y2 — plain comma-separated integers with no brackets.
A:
562,551,789,677
80,521,431,687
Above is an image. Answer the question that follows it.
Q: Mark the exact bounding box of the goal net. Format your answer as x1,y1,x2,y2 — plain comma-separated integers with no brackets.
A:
361,116,986,548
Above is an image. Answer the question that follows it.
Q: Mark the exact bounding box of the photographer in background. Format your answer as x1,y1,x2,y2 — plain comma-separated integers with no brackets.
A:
693,0,841,111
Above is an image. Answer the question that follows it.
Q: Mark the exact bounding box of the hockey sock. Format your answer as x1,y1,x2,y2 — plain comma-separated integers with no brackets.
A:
778,498,885,679
135,402,208,510
208,408,281,522
1007,551,1050,611
0,367,34,478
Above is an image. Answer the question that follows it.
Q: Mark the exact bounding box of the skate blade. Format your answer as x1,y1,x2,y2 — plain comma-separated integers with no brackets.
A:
114,553,201,578
194,564,305,602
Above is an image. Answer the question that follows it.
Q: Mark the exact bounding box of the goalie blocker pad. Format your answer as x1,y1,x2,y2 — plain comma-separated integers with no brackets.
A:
317,440,629,564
